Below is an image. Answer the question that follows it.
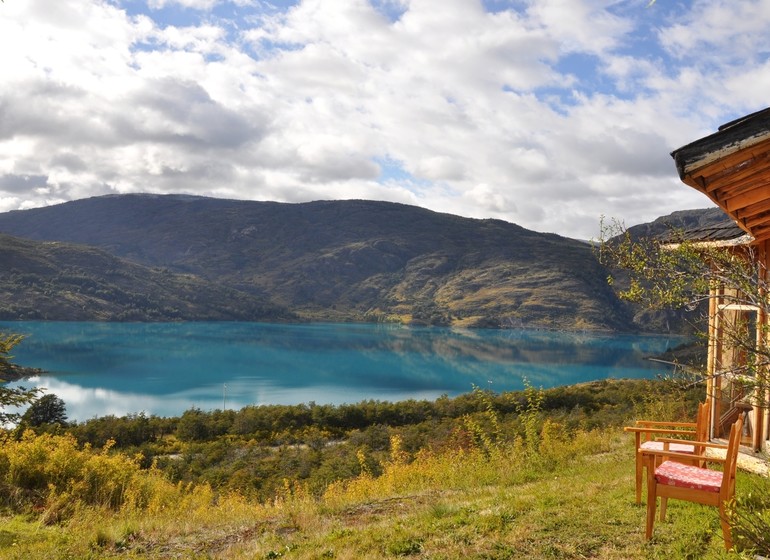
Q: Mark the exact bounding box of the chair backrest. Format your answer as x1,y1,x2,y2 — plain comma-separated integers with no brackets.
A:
694,401,711,455
697,400,710,439
721,416,744,499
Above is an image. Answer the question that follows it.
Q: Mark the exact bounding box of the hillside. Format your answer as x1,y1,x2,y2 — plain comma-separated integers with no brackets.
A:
625,206,730,239
0,233,293,322
0,195,633,330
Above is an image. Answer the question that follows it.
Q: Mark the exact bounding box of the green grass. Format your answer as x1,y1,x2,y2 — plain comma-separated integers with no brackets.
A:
0,427,759,559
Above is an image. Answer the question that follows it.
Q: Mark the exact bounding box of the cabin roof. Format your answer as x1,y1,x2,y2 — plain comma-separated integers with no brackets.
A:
658,220,754,247
670,107,770,242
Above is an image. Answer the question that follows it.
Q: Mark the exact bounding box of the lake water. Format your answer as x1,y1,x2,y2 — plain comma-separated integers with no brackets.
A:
1,321,682,422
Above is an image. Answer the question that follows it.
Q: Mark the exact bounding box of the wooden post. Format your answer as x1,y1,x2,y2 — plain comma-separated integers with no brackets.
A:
707,277,718,439
712,284,724,440
755,241,769,450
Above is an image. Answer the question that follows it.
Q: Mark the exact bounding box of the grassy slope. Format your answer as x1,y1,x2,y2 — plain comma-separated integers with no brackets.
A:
1,428,757,560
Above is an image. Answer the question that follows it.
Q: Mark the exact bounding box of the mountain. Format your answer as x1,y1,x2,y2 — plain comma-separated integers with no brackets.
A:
0,233,293,322
625,206,730,239
0,194,634,330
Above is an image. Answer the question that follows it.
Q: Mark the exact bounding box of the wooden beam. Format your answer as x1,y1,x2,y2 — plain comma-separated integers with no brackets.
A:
721,174,770,196
707,284,724,439
725,184,770,213
754,241,769,450
745,212,770,230
750,226,770,243
704,153,770,194
735,198,770,222
710,171,770,200
707,281,717,413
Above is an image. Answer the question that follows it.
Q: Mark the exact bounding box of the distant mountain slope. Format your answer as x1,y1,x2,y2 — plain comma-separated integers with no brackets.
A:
0,233,293,322
0,194,632,330
625,206,730,239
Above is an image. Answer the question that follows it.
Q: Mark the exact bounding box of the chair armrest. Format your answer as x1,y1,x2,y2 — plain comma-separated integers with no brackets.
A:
624,427,697,437
635,420,697,428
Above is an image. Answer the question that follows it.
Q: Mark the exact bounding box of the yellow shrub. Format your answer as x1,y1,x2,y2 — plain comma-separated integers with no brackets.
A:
0,431,198,521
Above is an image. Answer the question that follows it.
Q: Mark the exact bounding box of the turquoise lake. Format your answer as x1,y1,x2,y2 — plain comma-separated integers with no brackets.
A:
1,321,682,422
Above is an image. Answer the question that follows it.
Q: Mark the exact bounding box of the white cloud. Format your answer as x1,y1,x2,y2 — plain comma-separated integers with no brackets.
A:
1,0,768,239
659,0,770,62
526,0,632,55
148,0,220,9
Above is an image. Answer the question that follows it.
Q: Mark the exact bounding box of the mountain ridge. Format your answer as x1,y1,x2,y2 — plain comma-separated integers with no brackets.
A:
0,195,724,331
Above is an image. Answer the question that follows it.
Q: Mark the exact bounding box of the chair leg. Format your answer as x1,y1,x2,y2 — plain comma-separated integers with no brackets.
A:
645,462,657,539
653,455,666,520
719,504,733,550
635,452,643,504
645,494,657,539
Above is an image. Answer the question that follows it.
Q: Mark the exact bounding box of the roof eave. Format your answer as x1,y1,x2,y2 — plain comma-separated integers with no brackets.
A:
662,233,755,251
671,108,770,180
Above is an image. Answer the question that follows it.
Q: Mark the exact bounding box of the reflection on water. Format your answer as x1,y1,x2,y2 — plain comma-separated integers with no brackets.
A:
1,322,684,422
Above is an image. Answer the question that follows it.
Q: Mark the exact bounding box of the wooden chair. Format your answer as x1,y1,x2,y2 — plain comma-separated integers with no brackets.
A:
642,416,743,550
624,401,711,503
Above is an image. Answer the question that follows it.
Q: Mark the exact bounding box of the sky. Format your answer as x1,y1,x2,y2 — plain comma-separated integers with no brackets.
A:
1,0,769,240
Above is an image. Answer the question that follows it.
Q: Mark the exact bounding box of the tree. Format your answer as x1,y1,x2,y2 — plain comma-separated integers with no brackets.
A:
0,333,41,425
21,393,68,427
176,407,211,442
598,217,770,394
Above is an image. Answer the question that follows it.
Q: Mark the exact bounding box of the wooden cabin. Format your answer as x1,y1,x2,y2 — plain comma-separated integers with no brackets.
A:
671,107,770,452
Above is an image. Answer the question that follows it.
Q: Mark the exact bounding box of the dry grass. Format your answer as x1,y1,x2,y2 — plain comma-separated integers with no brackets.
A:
1,426,758,559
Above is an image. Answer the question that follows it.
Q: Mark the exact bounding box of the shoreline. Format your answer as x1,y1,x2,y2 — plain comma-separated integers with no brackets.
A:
1,364,45,383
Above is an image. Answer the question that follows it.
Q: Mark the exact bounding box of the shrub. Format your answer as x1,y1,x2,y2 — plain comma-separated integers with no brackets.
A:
0,430,188,521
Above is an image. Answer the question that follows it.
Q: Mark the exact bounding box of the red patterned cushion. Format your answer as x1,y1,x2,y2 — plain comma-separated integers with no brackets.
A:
640,441,695,454
655,460,723,492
